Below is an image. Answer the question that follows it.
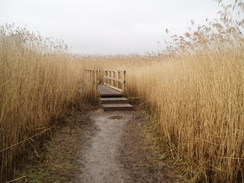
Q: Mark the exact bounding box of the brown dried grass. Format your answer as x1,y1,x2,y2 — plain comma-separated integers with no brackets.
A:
0,25,84,181
1,1,243,182
78,1,243,182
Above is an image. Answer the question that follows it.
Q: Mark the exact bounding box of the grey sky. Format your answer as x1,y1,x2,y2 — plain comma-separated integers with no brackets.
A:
0,0,221,55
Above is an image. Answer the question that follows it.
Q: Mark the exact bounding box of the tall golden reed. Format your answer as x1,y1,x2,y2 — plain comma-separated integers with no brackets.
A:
1,0,243,182
77,48,243,182
78,1,243,182
127,51,243,182
79,48,243,183
0,24,83,181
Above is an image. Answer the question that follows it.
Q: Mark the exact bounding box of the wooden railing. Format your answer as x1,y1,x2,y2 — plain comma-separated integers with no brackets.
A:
104,69,126,93
85,69,101,86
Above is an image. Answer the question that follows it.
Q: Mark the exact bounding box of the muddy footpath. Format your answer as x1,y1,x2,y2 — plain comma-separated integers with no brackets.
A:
14,106,180,183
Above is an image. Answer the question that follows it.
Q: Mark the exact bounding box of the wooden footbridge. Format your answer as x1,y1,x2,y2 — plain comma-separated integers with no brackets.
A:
85,69,133,111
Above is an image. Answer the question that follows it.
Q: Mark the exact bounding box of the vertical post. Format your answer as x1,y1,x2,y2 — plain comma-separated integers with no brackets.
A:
108,71,110,85
116,71,119,89
109,71,111,85
123,70,126,92
104,71,106,84
118,71,121,90
94,71,96,85
113,71,115,87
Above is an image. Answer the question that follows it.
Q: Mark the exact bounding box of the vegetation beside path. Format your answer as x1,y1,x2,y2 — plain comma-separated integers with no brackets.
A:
1,1,243,182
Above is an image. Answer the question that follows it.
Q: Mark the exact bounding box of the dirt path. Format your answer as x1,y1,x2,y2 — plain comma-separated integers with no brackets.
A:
77,109,176,183
79,110,133,183
14,106,177,183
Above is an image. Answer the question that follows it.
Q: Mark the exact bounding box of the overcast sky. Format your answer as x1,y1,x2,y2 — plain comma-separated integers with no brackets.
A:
0,0,221,55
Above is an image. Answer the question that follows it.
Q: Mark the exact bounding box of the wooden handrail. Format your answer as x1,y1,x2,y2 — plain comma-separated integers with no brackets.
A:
104,69,126,93
104,69,125,72
104,76,124,83
84,68,126,93
85,69,101,85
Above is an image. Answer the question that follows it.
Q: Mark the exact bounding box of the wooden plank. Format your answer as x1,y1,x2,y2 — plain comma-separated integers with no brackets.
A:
102,103,133,111
98,85,123,97
104,83,123,92
100,97,128,104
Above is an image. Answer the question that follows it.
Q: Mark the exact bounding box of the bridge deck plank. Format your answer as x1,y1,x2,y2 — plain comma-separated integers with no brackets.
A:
98,85,123,97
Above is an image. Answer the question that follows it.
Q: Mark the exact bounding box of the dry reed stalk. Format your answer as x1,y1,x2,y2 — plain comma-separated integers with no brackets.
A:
77,2,243,180
0,25,84,181
80,48,243,182
1,1,243,182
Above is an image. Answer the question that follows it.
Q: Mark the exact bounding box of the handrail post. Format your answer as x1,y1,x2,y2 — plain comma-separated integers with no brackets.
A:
116,71,118,89
109,71,112,85
113,71,115,87
123,70,126,92
118,71,121,89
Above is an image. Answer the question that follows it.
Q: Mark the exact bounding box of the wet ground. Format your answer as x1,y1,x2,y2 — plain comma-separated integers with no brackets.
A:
79,110,133,183
77,109,175,183
14,106,178,183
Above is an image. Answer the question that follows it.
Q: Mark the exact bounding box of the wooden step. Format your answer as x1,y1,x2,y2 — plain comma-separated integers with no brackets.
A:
100,97,129,104
102,104,134,111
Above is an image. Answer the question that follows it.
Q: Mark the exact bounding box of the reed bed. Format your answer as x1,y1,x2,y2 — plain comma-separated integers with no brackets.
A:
78,2,243,181
0,25,84,181
1,0,243,182
127,51,243,182
79,47,243,183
